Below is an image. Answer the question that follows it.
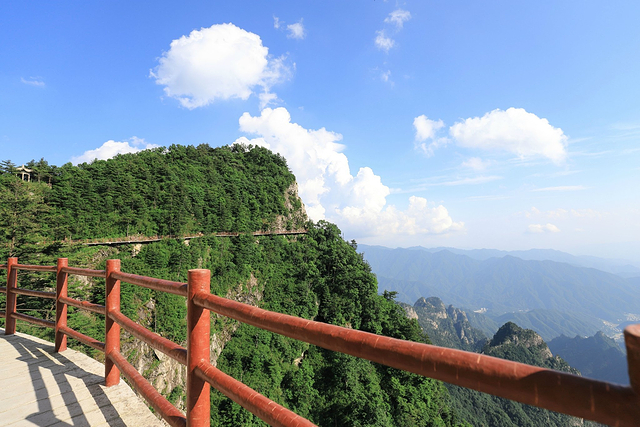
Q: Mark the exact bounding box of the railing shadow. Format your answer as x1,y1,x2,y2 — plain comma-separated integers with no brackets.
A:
0,328,127,427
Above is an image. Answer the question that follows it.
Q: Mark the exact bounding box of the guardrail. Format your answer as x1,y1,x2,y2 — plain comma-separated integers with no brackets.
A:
2,256,640,427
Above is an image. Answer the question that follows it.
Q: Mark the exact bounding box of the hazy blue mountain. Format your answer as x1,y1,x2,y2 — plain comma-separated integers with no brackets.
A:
360,245,640,341
548,332,629,384
382,245,640,277
464,309,500,338
491,309,603,342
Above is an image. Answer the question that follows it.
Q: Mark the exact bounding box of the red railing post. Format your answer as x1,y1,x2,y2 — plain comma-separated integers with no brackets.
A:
5,257,18,335
187,269,211,427
55,258,69,352
105,259,121,386
624,324,640,394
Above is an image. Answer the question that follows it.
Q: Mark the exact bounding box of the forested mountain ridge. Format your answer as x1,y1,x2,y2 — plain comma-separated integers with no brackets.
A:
1,144,305,254
0,145,466,426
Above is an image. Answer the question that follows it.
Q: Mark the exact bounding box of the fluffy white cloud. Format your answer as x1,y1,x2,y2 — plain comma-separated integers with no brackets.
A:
413,115,448,156
450,108,568,164
234,107,463,237
287,20,306,39
528,223,561,233
384,9,411,29
70,137,158,165
151,23,290,109
414,115,444,141
375,30,395,52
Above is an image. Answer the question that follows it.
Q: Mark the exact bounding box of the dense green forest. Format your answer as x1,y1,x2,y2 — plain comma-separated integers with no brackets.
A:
0,145,466,426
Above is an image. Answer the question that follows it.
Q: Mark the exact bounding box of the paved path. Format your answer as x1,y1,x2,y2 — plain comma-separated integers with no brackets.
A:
0,328,165,427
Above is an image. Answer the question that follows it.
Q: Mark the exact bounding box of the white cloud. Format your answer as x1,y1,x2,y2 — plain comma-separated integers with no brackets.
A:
524,207,601,219
381,70,392,83
287,20,306,39
571,208,602,218
273,16,281,29
532,185,586,192
450,108,568,164
375,30,395,52
461,157,490,171
384,9,411,29
70,137,159,165
413,115,448,156
439,175,502,186
234,107,463,237
151,23,290,109
21,77,45,87
528,223,561,233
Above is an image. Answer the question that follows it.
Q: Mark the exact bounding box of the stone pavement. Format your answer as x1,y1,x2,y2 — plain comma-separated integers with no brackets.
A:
0,328,165,426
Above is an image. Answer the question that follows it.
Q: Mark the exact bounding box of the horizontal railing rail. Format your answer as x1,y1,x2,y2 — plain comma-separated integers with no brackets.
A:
110,271,187,296
60,266,106,278
13,288,56,299
13,263,57,272
2,255,640,427
109,310,187,366
109,350,187,427
58,295,105,315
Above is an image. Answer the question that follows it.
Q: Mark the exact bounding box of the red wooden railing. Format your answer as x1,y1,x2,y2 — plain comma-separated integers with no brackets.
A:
2,256,640,427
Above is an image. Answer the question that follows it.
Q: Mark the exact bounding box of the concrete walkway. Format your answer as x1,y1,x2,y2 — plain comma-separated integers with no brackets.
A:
0,328,165,427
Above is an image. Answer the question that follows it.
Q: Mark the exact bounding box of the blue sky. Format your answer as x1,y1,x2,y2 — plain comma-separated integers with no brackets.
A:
1,1,639,262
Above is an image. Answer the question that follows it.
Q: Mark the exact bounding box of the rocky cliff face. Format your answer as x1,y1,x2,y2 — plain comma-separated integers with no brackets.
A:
123,273,264,411
409,296,487,351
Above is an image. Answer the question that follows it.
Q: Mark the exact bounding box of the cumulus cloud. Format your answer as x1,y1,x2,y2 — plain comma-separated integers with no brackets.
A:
384,9,411,29
287,20,306,39
21,77,45,87
234,107,463,237
375,30,395,52
70,137,159,165
450,108,568,164
413,115,448,156
151,23,290,109
528,223,561,233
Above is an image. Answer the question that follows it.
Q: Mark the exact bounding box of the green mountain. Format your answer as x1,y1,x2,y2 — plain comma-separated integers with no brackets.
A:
446,323,591,427
0,145,465,426
548,332,629,385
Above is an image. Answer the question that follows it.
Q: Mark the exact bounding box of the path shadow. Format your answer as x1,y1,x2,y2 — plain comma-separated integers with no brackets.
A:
0,328,127,427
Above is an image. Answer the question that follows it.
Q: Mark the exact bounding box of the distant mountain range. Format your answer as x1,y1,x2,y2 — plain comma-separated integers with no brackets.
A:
403,246,640,277
359,244,640,341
